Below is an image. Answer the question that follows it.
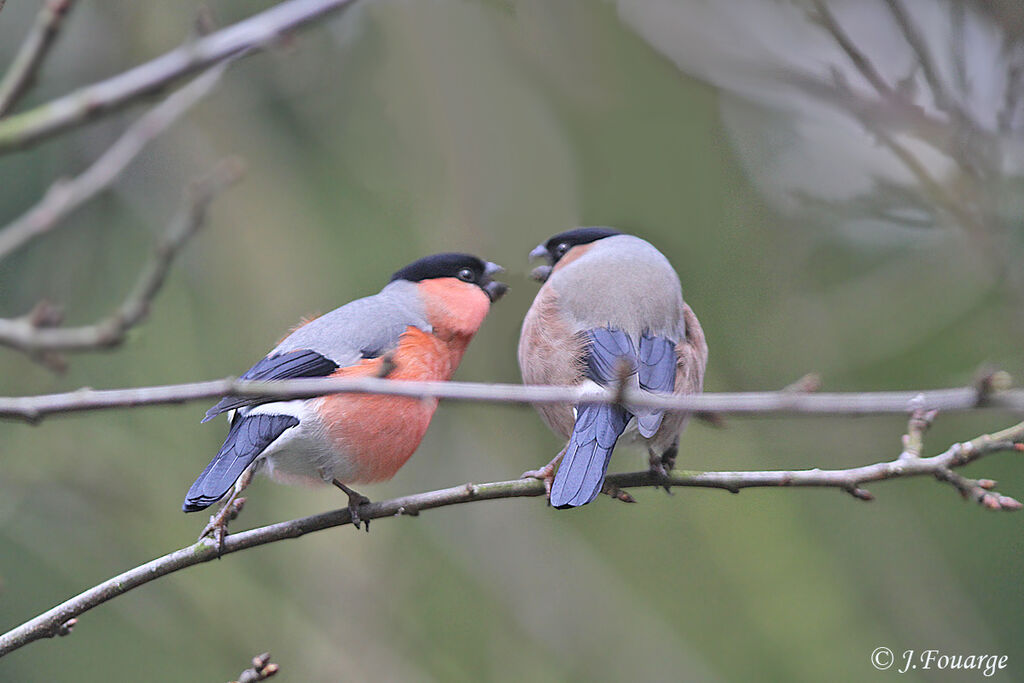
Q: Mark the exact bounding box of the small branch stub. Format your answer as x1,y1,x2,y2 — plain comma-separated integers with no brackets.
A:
232,652,278,683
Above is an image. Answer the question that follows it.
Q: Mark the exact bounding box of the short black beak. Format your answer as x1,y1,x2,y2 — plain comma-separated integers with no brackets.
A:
529,265,552,282
528,244,553,282
483,262,508,302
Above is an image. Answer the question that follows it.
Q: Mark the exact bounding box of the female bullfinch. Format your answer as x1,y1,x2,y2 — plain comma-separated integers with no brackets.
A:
184,253,507,534
518,228,708,509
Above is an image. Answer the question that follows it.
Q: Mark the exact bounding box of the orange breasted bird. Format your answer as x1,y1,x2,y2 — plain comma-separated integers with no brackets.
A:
184,253,507,532
518,228,708,509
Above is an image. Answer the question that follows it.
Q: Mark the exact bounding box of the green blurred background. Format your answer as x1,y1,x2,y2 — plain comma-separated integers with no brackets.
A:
1,1,1022,681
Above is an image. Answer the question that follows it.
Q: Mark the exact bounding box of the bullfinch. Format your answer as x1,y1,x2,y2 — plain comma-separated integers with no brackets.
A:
518,228,708,509
184,253,507,534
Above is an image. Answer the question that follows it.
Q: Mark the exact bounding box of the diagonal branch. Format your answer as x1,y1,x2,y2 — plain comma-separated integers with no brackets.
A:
882,0,962,123
0,418,1020,658
809,0,894,98
0,0,79,117
0,158,243,364
0,62,228,263
0,0,358,154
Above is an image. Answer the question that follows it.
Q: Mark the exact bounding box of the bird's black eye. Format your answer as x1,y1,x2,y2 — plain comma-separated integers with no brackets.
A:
555,242,571,258
457,267,476,282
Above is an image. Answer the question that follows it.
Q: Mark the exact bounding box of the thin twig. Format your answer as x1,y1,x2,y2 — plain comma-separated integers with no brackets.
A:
882,0,996,180
0,376,1023,424
809,0,894,98
882,0,961,122
0,0,358,154
0,158,243,362
0,62,228,263
898,406,937,459
0,419,1020,658
0,0,78,117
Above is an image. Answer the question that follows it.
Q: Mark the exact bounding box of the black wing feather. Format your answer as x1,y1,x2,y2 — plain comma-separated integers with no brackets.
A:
202,348,338,422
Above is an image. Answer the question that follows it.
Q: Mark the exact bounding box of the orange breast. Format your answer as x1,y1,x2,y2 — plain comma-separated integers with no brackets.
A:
317,326,461,483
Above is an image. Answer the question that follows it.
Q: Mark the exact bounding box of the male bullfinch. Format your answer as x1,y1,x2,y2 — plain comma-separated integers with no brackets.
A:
184,253,507,534
518,228,708,509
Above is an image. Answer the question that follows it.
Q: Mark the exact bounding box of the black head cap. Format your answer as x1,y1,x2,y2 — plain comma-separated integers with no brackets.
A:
532,227,621,265
391,253,508,301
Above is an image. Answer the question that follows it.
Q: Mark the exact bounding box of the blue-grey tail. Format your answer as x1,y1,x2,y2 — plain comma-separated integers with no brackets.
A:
548,327,678,509
182,414,298,512
550,403,630,509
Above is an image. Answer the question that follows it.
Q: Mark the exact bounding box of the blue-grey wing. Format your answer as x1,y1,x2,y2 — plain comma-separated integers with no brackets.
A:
636,333,677,437
584,327,637,385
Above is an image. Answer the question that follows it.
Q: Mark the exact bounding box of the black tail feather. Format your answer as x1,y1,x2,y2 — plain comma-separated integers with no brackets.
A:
183,414,298,512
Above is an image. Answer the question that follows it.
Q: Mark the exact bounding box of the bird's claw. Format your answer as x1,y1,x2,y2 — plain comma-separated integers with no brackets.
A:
333,479,371,532
521,448,565,504
348,491,371,532
198,496,246,556
650,446,677,494
601,481,636,504
521,463,556,501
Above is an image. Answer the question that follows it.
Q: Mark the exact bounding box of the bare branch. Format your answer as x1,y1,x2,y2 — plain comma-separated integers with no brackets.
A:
0,418,1020,658
0,0,78,117
0,158,242,363
1,374,1023,424
0,0,358,154
0,62,227,262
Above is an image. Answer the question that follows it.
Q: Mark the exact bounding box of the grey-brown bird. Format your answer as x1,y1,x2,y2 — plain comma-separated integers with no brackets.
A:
518,228,708,508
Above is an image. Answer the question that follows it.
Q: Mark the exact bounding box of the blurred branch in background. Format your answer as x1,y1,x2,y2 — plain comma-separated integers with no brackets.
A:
0,158,243,369
619,0,1024,303
0,0,78,116
807,0,990,238
0,0,358,153
0,62,229,262
1,414,1021,659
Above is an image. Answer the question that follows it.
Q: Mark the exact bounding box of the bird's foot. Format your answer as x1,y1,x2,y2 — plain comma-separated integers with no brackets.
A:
521,449,565,503
332,479,371,532
601,481,636,504
198,496,246,556
649,445,677,494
